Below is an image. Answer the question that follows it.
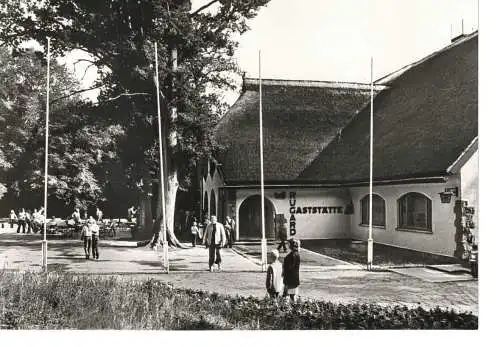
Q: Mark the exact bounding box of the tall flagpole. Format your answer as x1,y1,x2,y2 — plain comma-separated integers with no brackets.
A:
259,50,267,271
155,42,169,272
42,37,50,272
367,57,374,271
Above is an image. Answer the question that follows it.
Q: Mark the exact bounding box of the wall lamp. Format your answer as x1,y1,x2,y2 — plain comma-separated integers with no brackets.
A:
439,187,459,203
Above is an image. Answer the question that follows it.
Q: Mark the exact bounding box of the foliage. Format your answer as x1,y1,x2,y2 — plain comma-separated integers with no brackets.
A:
0,272,478,330
0,0,271,227
0,47,124,212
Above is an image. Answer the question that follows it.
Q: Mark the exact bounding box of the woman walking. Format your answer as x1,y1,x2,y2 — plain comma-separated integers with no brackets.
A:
283,238,301,302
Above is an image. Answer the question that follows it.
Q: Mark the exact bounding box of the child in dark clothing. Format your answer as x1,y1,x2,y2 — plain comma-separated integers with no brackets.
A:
283,238,301,302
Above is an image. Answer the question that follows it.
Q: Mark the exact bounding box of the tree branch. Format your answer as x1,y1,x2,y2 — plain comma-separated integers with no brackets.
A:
50,84,105,104
190,0,219,16
102,92,151,103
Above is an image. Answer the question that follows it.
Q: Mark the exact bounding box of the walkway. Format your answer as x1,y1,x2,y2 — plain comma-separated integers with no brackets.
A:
0,228,478,314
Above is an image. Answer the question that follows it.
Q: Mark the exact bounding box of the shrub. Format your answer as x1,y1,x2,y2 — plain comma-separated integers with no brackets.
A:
0,271,477,330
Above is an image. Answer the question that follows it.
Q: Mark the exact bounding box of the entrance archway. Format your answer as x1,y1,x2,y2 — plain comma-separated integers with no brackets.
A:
210,190,216,217
238,195,275,240
203,191,208,217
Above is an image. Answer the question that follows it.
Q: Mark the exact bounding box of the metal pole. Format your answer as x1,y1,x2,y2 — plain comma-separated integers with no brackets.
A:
42,37,50,272
367,57,374,271
259,50,267,271
155,42,169,272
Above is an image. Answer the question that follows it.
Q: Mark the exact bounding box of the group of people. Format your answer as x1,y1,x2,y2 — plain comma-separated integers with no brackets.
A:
190,214,235,249
266,238,301,302
197,214,301,302
189,214,233,272
71,207,103,260
80,216,101,260
9,207,45,234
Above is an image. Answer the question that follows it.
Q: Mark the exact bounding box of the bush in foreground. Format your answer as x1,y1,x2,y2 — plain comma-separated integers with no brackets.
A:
0,271,477,330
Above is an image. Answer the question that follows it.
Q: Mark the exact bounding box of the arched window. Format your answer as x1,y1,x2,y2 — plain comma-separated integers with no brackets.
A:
210,190,216,217
398,193,432,231
203,191,208,216
361,194,386,227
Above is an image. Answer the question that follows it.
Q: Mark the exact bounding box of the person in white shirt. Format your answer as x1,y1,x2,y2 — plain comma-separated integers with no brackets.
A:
203,215,226,272
17,208,26,234
190,219,199,247
96,207,103,222
89,217,100,260
266,249,283,299
71,208,81,234
9,210,17,229
81,221,92,259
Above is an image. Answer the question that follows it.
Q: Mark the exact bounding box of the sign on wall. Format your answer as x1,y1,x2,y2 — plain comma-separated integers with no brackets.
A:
288,191,345,236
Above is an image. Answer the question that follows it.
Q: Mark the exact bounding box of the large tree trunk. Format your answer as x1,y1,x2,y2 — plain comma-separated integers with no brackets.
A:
147,45,185,249
155,166,183,247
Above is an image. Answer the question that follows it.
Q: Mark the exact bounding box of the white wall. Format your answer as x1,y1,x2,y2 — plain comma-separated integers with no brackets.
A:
460,150,479,240
348,180,461,257
203,155,478,257
235,188,352,240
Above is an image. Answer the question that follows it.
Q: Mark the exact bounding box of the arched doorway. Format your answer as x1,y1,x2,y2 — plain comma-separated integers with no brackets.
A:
238,195,276,240
203,191,208,217
210,190,216,217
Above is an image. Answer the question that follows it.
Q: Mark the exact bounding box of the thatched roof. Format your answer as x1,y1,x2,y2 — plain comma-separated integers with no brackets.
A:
215,79,383,183
299,32,478,183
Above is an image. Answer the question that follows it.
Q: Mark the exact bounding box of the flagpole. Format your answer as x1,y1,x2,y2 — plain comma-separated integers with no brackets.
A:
367,57,374,271
155,42,169,273
259,50,267,271
42,37,50,272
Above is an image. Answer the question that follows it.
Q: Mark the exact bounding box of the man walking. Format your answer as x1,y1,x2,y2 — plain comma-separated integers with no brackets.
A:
89,217,100,260
203,215,226,272
16,208,26,234
81,220,92,259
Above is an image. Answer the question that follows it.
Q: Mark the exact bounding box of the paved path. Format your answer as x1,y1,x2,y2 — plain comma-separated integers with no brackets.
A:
0,228,478,314
233,243,363,271
0,231,257,273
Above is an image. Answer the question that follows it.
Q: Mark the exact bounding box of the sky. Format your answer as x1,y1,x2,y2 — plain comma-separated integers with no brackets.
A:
232,0,478,82
63,0,479,103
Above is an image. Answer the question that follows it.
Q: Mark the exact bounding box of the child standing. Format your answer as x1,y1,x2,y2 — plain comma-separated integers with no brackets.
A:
266,249,283,299
283,238,301,302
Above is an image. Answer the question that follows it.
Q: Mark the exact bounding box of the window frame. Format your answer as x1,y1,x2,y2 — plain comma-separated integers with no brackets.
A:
360,194,386,228
397,192,433,232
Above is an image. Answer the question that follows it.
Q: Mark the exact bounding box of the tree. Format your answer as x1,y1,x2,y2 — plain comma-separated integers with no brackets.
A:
0,0,270,245
0,47,123,215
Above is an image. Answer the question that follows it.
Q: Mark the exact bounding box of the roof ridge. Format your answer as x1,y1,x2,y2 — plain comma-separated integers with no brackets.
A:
376,30,478,84
243,78,387,91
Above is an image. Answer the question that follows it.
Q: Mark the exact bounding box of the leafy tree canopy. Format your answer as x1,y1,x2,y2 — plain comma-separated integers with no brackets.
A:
0,0,270,229
0,47,123,211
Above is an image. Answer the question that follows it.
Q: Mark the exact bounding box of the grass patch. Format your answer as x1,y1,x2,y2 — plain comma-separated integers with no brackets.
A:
0,271,477,330
301,239,459,267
